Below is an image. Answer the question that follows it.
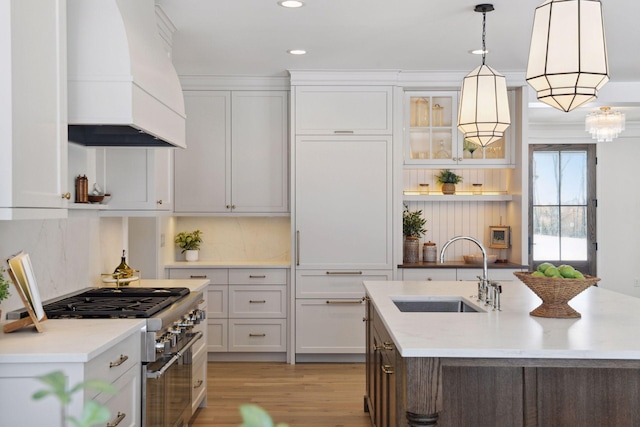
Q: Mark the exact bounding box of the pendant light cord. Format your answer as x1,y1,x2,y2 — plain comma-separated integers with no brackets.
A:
481,10,487,65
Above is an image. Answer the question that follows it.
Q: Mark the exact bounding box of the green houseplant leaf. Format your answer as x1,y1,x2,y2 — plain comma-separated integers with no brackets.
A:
175,229,204,253
403,205,427,238
239,404,288,427
435,169,463,184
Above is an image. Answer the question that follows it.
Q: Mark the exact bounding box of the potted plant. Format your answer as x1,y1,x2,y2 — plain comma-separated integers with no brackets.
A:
436,169,463,194
175,230,203,262
0,266,11,318
403,205,427,263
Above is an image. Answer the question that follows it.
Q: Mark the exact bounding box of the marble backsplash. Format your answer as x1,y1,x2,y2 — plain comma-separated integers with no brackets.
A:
172,217,290,263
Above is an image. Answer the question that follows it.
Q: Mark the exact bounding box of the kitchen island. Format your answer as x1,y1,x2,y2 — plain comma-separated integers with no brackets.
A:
364,280,640,427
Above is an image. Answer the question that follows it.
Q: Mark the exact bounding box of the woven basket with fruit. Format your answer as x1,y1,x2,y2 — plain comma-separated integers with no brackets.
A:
514,263,600,319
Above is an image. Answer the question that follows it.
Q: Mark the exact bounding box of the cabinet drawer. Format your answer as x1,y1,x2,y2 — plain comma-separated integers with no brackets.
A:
207,319,228,352
296,270,392,298
457,268,523,282
295,299,365,353
401,268,457,282
192,319,207,355
167,268,228,284
85,330,141,390
229,285,287,318
192,345,207,413
207,284,229,318
229,268,287,285
95,366,140,427
229,319,286,352
295,86,393,135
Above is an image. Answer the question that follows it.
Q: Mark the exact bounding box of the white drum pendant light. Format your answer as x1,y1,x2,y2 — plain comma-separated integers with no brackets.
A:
458,4,511,148
526,0,609,112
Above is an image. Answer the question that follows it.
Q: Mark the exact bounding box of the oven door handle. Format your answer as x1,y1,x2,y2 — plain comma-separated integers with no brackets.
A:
146,331,203,379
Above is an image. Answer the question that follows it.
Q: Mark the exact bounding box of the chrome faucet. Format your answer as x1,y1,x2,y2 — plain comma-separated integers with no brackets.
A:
440,236,490,304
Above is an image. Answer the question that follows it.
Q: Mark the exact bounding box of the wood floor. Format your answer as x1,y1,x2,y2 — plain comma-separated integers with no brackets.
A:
190,362,372,427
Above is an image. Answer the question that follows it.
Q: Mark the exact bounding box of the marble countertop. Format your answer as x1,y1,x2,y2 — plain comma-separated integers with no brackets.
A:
364,280,640,360
0,279,209,363
164,261,290,268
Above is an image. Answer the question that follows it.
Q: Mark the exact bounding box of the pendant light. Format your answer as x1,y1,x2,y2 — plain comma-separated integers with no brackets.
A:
585,106,625,142
526,0,609,112
458,4,511,148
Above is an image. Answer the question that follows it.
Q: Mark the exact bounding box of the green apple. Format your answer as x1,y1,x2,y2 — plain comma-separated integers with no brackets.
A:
531,271,545,277
544,266,560,277
537,262,555,274
571,270,585,280
558,265,576,278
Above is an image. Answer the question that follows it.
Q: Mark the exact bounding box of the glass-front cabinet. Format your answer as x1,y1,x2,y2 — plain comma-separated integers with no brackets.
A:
404,91,513,167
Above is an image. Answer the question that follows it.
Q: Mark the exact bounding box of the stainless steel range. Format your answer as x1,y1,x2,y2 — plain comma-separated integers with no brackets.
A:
7,286,206,427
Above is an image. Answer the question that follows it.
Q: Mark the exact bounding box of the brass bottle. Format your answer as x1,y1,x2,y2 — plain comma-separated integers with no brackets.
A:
113,250,134,278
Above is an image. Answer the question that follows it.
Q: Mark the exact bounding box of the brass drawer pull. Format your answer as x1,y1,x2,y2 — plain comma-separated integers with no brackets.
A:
381,365,394,375
193,379,204,389
325,271,363,275
249,275,267,279
109,354,128,368
190,275,207,279
249,300,266,304
334,130,354,134
249,333,266,337
106,412,126,427
326,300,363,305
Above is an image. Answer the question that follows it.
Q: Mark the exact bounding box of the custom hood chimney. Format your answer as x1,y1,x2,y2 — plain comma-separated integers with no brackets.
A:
67,0,186,148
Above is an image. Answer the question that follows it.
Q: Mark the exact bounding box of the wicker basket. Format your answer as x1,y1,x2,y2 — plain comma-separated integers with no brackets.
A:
513,271,600,318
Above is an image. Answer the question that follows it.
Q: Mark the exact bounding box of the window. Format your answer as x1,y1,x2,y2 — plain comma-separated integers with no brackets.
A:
529,144,596,275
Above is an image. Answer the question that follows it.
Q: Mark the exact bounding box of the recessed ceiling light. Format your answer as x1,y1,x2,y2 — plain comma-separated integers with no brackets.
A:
278,1,304,8
287,49,307,55
470,49,489,55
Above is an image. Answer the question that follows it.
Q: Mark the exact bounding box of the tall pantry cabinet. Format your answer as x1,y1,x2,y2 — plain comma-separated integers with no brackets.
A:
291,82,394,360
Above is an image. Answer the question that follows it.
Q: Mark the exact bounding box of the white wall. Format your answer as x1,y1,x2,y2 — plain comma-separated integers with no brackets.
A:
0,215,124,314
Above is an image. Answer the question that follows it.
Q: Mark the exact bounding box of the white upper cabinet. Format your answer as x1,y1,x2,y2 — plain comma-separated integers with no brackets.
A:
404,90,515,167
295,135,392,269
175,91,288,214
0,0,68,219
96,148,173,212
295,86,392,135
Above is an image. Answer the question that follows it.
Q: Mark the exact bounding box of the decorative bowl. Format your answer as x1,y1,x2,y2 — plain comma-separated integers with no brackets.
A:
463,254,498,264
88,194,104,203
513,271,600,318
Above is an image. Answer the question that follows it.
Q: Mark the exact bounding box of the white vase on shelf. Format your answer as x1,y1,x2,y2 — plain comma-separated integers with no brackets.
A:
185,250,199,262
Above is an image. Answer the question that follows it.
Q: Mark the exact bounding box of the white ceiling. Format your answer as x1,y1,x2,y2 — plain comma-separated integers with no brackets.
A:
157,0,640,122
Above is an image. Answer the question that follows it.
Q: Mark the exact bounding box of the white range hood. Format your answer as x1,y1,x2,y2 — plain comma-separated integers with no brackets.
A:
67,0,186,148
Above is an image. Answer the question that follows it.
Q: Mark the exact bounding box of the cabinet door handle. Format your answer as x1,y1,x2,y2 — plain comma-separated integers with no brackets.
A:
325,300,363,305
106,412,126,427
249,275,267,279
325,271,363,275
381,365,394,375
190,275,207,279
334,130,354,134
249,300,266,304
109,354,128,368
157,200,163,205
249,333,266,337
193,379,204,389
61,192,71,200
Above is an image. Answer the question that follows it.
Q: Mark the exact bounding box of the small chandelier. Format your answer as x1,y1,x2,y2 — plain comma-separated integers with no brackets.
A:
458,4,511,148
526,0,609,112
585,106,625,142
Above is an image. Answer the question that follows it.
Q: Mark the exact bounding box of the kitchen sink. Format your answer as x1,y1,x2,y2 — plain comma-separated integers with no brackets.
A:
392,298,481,313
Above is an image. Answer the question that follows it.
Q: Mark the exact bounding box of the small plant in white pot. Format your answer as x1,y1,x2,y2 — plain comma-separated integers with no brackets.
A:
175,230,203,262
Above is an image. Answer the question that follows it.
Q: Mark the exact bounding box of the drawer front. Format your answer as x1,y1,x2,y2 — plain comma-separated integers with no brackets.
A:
95,366,140,427
192,319,207,355
85,330,141,387
228,319,286,352
457,268,522,281
191,345,207,413
295,299,365,353
229,268,287,285
296,269,392,298
229,285,286,318
207,284,229,318
207,319,228,352
401,268,457,282
167,268,229,284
